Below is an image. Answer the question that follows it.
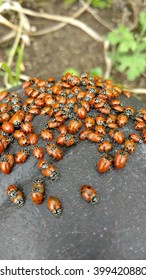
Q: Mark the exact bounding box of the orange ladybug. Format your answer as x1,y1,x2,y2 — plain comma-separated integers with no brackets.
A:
80,185,99,204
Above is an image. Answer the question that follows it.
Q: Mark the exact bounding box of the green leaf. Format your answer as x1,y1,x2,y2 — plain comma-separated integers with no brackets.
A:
90,0,112,8
117,53,146,80
107,24,136,51
1,63,15,86
139,10,146,32
15,45,24,84
63,68,79,76
90,67,103,77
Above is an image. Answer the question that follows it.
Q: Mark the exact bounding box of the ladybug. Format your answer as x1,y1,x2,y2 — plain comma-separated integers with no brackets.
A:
22,80,31,89
0,91,8,100
6,184,24,206
31,179,45,204
84,116,95,129
47,196,62,217
128,133,142,143
56,133,66,146
80,185,99,204
47,118,61,129
94,124,106,136
98,140,113,153
110,99,123,112
76,106,87,119
117,114,128,127
134,121,145,130
32,146,44,160
124,139,136,154
77,90,86,100
123,106,134,117
113,149,128,170
0,158,11,174
37,159,48,169
17,136,29,147
97,154,113,173
79,128,89,140
106,114,117,124
98,104,111,115
87,131,103,143
0,141,4,155
13,129,26,139
28,133,38,145
40,127,54,141
2,122,14,134
15,148,30,163
67,119,82,134
58,124,68,135
46,143,63,161
3,153,15,168
80,100,90,112
40,106,51,116
1,112,11,122
10,112,23,128
108,129,124,144
122,90,131,98
41,163,58,180
20,122,33,134
95,115,106,126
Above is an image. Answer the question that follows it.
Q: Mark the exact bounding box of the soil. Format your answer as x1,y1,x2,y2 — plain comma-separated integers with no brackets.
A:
0,0,146,101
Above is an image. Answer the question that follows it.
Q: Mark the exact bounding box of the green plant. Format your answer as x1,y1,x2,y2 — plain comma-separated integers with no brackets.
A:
63,67,80,76
107,10,146,81
64,0,112,8
0,44,24,88
89,67,103,77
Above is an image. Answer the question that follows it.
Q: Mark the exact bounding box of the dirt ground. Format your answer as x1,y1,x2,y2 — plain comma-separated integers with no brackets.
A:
0,0,146,100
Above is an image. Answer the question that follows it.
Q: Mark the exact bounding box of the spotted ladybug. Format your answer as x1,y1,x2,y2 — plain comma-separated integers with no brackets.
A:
6,184,24,206
97,154,113,173
80,185,99,204
47,196,62,217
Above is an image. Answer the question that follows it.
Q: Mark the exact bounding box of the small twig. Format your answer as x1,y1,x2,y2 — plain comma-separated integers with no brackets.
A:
0,14,17,31
103,40,112,79
127,0,138,31
8,4,104,43
28,0,92,36
129,88,146,94
80,0,113,31
0,30,16,44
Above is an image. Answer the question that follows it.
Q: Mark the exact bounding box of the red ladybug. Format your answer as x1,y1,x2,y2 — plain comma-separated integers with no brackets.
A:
31,179,45,204
98,140,113,153
122,90,131,98
2,122,14,134
47,196,62,217
67,119,82,134
80,185,99,204
113,149,128,170
0,158,11,174
28,133,38,145
84,116,95,129
97,154,113,173
13,130,26,139
46,143,63,161
79,128,89,140
108,129,124,144
94,124,106,136
87,131,103,143
128,133,142,143
20,122,33,134
76,106,87,119
17,136,29,147
10,112,23,127
32,146,44,160
3,153,15,168
58,125,68,135
123,106,134,116
6,184,24,206
134,121,145,130
124,139,136,154
24,113,34,123
117,114,128,127
40,128,54,141
0,141,4,155
0,91,8,100
15,148,30,163
41,163,58,180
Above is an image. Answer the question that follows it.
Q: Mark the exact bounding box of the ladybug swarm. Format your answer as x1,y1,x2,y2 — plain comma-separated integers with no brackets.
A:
0,73,145,215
